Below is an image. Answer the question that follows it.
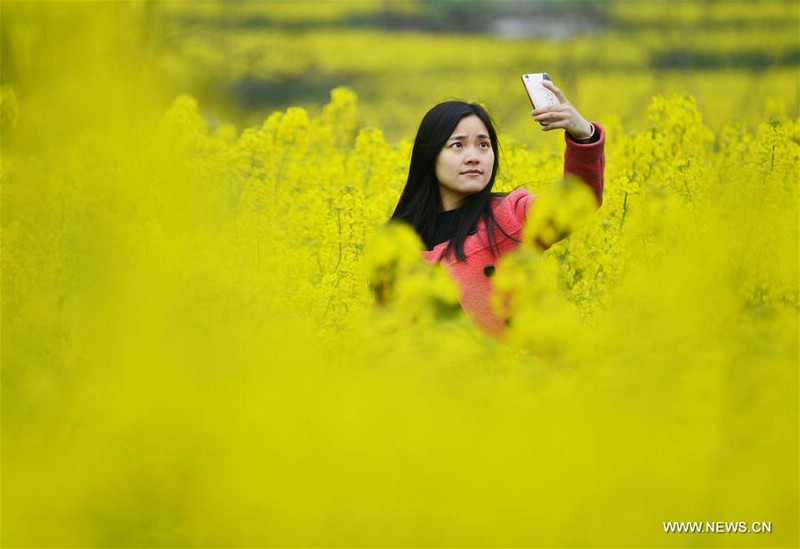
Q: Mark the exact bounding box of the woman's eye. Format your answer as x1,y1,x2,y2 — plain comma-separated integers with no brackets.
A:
480,142,490,149
449,142,462,149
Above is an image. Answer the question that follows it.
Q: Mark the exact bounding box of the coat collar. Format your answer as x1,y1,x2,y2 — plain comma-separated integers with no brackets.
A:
422,194,509,263
423,241,449,263
423,223,492,264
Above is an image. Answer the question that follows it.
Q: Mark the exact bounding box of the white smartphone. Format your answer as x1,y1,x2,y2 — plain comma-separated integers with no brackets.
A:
522,73,560,110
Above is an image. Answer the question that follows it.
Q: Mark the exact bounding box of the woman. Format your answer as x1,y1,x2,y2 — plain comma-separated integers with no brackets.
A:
390,81,605,335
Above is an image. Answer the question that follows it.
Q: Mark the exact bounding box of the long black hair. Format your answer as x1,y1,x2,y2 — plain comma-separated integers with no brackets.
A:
391,101,516,262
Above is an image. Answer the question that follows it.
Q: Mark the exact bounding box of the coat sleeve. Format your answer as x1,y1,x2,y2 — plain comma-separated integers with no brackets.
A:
498,187,535,228
512,188,534,224
564,122,606,205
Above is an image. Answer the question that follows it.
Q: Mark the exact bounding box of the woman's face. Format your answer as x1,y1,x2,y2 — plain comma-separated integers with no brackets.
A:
435,115,494,211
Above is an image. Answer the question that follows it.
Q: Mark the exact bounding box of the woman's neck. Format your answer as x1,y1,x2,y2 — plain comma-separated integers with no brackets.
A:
439,203,462,213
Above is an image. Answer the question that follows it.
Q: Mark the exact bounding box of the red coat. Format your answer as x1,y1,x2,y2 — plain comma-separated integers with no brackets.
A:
423,123,606,335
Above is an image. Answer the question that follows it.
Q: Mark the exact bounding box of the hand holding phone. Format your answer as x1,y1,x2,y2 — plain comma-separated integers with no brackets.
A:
522,73,594,140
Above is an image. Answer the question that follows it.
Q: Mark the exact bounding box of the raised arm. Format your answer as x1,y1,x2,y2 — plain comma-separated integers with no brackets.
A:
564,123,605,205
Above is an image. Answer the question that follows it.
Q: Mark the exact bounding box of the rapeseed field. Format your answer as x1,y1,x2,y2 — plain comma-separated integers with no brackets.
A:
2,1,797,547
